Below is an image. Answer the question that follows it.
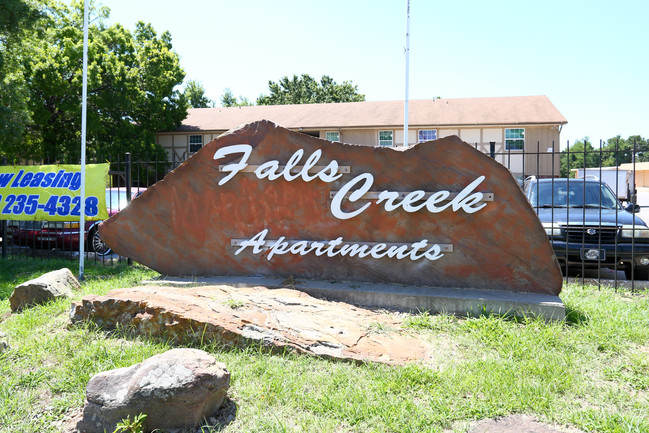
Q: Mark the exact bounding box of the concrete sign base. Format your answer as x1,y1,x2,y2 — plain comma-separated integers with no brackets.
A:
144,277,565,321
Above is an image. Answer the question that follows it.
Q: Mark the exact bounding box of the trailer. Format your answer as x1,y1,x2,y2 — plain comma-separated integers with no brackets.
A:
572,167,635,202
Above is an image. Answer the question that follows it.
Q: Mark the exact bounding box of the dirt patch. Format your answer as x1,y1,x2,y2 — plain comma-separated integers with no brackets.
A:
456,415,585,433
61,407,83,433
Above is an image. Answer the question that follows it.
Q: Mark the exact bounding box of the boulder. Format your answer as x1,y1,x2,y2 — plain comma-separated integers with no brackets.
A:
99,119,562,296
76,348,230,433
70,284,431,365
10,268,80,312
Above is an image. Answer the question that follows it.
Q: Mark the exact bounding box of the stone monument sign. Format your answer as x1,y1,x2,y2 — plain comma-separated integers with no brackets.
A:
100,120,562,296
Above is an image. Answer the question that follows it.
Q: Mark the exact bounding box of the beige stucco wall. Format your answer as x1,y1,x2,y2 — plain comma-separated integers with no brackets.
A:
524,125,561,178
459,128,481,144
157,134,173,162
635,171,649,187
156,134,187,163
156,124,562,178
621,162,649,188
483,128,503,143
157,132,227,163
394,130,417,146
336,129,378,146
438,129,459,138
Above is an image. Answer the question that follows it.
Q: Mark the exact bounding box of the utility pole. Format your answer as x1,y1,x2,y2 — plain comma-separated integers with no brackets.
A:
79,0,89,279
403,0,411,147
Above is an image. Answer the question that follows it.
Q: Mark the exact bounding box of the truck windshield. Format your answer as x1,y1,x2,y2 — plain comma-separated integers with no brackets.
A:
529,181,621,210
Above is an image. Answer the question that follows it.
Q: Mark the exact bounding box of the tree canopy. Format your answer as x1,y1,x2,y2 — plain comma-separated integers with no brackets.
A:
560,135,649,177
256,74,365,105
600,135,649,167
0,0,44,158
183,80,213,108
0,0,187,163
220,88,252,107
0,0,42,38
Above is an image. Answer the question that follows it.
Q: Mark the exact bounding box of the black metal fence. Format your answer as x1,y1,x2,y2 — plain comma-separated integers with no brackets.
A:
474,137,647,291
0,153,182,265
2,139,648,291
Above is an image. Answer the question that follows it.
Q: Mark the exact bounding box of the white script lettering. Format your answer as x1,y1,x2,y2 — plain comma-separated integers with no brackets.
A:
214,144,489,220
234,229,448,262
331,175,487,219
215,144,342,185
213,144,252,186
330,173,373,220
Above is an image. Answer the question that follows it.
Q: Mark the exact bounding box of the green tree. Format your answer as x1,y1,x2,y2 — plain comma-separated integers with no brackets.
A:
560,136,649,177
183,79,213,108
559,138,602,177
220,88,252,107
3,0,187,164
0,0,44,159
256,74,365,105
600,135,649,167
0,0,42,44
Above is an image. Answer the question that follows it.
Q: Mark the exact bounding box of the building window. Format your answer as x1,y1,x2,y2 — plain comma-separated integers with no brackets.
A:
418,129,437,142
505,128,524,151
326,131,340,142
378,130,393,147
189,135,203,153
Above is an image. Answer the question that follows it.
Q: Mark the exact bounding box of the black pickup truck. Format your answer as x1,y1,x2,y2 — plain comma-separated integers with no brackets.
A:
524,177,649,280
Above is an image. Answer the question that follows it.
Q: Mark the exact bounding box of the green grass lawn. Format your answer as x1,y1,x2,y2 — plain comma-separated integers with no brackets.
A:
0,257,648,433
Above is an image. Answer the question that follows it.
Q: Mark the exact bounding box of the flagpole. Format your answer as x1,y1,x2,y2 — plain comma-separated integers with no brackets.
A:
403,0,411,147
79,0,89,279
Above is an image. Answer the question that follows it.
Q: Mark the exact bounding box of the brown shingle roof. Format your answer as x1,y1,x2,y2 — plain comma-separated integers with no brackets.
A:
174,95,567,132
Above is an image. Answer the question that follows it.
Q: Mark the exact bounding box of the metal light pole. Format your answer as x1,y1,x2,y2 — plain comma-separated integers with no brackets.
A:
79,0,89,279
403,0,411,148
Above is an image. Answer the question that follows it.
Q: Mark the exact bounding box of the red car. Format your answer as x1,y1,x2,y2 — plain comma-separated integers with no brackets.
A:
11,188,144,256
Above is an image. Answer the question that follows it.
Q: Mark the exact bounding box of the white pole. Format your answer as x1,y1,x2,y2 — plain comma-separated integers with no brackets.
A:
403,0,411,148
79,0,89,279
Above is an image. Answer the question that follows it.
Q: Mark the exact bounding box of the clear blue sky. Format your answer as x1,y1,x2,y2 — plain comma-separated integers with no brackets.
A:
103,0,648,147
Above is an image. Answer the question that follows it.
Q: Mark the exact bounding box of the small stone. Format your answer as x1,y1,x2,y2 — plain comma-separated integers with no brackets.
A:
10,268,80,312
76,348,229,433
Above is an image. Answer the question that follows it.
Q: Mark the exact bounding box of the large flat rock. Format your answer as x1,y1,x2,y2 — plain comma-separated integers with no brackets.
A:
70,285,432,365
100,120,562,296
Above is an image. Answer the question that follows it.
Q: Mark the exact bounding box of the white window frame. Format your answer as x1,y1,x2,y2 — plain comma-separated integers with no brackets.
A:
325,131,340,142
378,130,393,147
418,129,437,143
505,128,525,151
189,135,203,153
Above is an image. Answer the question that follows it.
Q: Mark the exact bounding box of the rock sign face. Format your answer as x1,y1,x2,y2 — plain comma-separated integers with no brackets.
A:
100,120,562,295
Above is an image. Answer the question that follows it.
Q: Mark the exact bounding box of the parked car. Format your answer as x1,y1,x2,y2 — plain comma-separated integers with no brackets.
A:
12,188,144,256
524,177,649,280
